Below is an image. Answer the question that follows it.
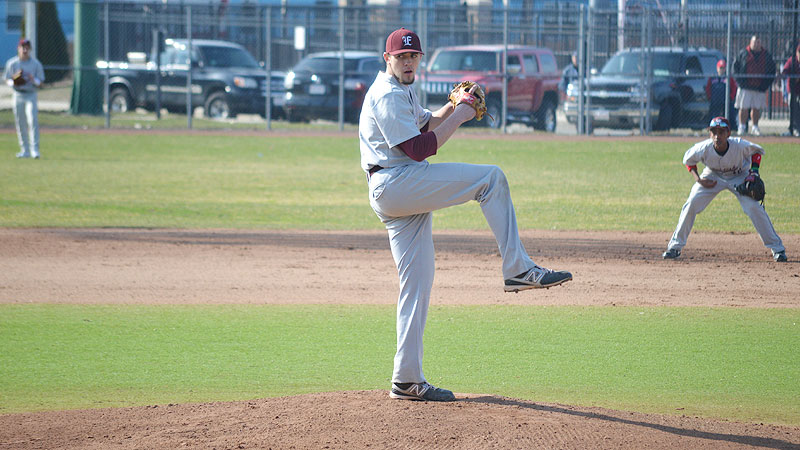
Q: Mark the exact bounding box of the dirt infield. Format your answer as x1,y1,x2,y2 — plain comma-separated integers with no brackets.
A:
1,228,799,449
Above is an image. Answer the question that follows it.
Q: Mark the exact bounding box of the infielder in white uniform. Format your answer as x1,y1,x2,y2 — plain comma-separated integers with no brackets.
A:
663,116,786,262
359,28,572,402
3,38,44,159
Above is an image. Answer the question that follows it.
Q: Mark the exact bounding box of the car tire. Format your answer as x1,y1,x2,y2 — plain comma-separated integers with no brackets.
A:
654,101,674,131
535,100,557,133
482,99,502,129
110,88,133,113
204,92,234,119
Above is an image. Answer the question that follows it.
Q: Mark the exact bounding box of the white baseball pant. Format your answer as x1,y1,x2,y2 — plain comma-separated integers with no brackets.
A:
667,173,784,253
13,90,40,158
368,161,534,384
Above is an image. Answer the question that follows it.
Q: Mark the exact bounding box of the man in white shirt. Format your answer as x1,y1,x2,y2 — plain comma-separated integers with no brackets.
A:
359,28,572,402
4,38,45,159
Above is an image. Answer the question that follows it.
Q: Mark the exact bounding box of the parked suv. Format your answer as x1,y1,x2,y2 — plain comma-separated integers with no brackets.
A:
283,51,385,123
102,39,286,119
564,47,724,132
422,45,560,131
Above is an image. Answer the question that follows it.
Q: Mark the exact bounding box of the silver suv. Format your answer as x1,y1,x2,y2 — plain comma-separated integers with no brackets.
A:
565,47,724,132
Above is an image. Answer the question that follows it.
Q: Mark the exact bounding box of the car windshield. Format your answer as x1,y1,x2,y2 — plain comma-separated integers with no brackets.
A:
600,52,681,77
429,51,498,72
200,46,259,68
294,57,361,73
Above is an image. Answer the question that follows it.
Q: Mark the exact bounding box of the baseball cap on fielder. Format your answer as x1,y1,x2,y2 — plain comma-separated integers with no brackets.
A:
385,28,423,55
709,116,730,129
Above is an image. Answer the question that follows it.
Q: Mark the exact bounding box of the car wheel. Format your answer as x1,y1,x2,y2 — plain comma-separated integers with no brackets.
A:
654,101,674,131
285,109,306,123
204,92,233,119
110,88,132,113
482,99,502,129
536,100,557,133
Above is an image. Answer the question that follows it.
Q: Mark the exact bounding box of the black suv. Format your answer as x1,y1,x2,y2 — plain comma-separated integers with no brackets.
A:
282,51,385,123
564,47,724,132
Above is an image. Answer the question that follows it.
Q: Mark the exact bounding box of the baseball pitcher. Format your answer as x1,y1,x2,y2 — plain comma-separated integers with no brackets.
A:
359,28,572,402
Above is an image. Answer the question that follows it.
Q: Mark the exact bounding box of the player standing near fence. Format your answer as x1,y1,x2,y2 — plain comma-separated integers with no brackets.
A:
359,27,572,402
662,116,786,262
4,38,44,159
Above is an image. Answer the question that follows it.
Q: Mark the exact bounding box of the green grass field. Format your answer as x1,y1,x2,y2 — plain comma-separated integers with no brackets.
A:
1,131,798,425
1,132,798,231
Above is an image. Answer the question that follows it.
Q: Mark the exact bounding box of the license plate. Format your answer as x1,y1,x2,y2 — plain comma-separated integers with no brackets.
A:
592,109,610,121
309,84,326,95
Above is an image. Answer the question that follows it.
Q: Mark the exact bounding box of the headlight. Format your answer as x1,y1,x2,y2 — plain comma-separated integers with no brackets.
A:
233,77,257,89
344,79,366,91
284,71,296,90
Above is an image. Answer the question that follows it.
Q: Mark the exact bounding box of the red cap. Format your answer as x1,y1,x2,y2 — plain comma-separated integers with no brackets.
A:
18,38,31,47
716,59,726,69
709,116,730,129
385,28,423,56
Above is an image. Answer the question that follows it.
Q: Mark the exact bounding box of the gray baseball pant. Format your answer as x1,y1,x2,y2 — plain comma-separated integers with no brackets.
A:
368,161,534,384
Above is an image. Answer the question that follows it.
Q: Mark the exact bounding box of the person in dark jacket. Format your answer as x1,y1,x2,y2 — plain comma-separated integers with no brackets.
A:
781,44,800,136
558,52,579,94
706,59,738,128
732,35,776,136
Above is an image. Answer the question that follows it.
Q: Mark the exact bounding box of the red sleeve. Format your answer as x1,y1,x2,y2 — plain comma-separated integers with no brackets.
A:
686,164,697,172
397,131,438,162
705,78,712,100
730,77,737,100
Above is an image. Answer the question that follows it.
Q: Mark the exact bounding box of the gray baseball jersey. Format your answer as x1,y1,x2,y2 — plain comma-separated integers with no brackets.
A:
359,71,431,172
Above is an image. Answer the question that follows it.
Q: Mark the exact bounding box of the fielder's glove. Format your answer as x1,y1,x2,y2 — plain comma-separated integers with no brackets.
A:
12,70,26,87
735,170,765,203
448,80,492,122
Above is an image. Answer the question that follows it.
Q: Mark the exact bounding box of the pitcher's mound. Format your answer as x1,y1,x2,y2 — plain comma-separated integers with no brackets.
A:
2,391,799,449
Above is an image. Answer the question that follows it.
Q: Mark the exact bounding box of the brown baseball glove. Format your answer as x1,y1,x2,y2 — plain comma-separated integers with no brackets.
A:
448,80,492,122
12,70,26,87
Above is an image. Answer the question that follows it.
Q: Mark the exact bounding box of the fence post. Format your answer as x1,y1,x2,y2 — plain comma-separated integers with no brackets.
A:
187,4,192,129
769,18,775,120
104,0,110,129
725,11,732,125
585,1,593,135
338,7,345,131
639,16,645,137
643,8,648,135
266,6,272,131
578,4,585,135
502,0,508,134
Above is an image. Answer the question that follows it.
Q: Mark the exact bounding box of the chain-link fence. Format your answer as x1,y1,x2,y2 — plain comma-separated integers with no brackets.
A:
1,0,798,135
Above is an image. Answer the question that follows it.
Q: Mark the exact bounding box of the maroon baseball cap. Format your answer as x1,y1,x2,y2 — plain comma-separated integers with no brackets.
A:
709,116,730,129
385,28,423,56
18,38,31,47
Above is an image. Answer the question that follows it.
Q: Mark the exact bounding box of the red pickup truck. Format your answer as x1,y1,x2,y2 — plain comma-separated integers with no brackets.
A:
421,45,560,131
